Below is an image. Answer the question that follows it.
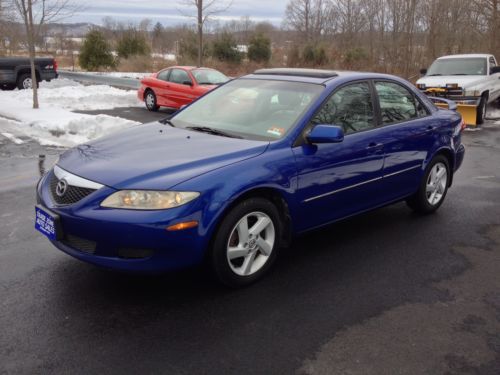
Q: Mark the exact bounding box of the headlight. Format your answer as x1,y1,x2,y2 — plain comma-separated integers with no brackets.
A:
101,190,200,210
464,89,481,97
417,83,426,90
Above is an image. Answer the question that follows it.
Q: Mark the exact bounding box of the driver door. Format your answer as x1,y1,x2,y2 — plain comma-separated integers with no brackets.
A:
292,81,386,231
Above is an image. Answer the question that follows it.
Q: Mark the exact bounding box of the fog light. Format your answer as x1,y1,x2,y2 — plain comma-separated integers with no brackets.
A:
166,221,199,231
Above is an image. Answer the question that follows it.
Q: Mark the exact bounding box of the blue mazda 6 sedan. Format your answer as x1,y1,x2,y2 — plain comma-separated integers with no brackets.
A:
35,69,465,287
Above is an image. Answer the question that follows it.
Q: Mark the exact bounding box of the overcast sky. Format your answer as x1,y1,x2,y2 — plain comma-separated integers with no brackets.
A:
68,0,288,26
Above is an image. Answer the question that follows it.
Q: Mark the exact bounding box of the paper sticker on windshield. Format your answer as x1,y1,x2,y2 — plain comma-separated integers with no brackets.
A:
267,127,285,137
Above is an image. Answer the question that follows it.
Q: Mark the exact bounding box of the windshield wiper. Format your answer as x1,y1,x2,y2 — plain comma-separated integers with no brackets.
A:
186,126,242,139
427,74,442,76
160,118,175,127
450,73,468,76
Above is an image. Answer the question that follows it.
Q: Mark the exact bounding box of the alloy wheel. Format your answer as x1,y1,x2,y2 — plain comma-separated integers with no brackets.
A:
226,211,275,276
22,78,33,89
426,162,448,206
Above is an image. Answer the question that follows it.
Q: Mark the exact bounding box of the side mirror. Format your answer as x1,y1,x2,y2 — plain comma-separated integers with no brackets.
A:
420,68,427,75
307,125,344,144
490,66,500,75
183,80,193,86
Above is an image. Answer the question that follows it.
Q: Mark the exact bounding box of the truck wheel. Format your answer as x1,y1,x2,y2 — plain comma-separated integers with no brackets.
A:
17,73,39,90
476,95,487,125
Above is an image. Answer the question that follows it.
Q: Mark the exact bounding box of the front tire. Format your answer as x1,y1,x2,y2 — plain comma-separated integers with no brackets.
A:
144,90,159,112
210,198,282,287
476,95,487,125
407,155,450,214
17,73,38,90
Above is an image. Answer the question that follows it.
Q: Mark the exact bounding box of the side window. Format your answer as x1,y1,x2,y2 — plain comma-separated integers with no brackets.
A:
157,69,170,81
375,81,421,124
490,57,496,68
312,82,375,135
169,69,191,85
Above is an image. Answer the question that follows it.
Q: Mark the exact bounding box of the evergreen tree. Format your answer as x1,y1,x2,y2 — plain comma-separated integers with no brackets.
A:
248,33,271,63
117,30,150,59
212,32,242,64
79,30,115,71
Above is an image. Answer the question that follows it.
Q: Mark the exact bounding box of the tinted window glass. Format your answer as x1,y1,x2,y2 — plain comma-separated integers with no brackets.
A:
312,82,374,135
375,81,419,124
172,79,322,141
192,69,229,85
427,58,487,76
157,69,170,81
169,69,191,84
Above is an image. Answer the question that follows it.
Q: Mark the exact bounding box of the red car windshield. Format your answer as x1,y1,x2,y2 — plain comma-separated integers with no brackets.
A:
192,69,229,85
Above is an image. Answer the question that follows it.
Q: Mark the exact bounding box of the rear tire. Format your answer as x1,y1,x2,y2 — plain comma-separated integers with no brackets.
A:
406,155,450,214
144,90,159,112
210,198,282,288
476,95,487,125
17,73,38,90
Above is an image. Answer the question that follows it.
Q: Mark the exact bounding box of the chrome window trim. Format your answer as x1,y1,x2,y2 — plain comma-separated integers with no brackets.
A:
54,165,104,190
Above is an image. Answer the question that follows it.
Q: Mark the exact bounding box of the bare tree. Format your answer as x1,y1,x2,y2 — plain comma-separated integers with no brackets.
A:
283,0,334,43
9,0,78,108
179,0,233,67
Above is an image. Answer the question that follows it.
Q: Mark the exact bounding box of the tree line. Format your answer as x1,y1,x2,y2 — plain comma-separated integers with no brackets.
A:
283,0,500,77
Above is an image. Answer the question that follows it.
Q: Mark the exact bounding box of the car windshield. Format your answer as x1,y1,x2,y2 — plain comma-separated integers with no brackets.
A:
192,69,230,85
171,79,323,141
427,58,487,76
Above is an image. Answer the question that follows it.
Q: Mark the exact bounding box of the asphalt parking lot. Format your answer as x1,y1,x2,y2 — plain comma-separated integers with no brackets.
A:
1,107,499,374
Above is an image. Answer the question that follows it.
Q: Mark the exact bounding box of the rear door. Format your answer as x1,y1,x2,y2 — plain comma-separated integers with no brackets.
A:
292,81,386,231
373,80,436,200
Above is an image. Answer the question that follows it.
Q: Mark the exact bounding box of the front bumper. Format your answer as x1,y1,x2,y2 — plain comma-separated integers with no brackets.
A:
36,171,209,273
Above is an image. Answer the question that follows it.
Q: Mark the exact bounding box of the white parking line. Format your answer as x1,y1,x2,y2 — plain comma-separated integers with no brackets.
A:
1,132,25,145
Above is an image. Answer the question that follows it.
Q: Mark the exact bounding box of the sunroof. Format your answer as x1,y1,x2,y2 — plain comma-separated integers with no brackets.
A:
253,68,338,79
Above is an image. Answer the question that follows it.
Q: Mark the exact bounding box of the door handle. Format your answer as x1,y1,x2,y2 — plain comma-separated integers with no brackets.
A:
366,142,384,154
426,125,436,132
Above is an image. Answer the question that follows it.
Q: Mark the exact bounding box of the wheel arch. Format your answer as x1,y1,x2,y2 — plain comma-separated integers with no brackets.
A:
433,147,455,187
143,87,154,99
207,187,293,253
16,68,41,82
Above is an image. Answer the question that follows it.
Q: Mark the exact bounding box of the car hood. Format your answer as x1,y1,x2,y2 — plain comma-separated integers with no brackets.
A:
417,75,485,88
58,122,269,190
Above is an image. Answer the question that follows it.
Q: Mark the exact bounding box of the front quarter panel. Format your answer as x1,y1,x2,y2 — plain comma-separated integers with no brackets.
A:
171,145,298,242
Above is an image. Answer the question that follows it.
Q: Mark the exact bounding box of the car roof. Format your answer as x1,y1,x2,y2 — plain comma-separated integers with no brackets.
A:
169,66,217,71
437,54,493,60
243,69,406,86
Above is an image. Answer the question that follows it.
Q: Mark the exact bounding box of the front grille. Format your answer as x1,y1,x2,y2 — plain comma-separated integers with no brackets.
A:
62,234,97,254
50,172,96,205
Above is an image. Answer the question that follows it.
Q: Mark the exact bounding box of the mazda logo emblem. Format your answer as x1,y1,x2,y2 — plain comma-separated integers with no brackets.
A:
56,179,68,197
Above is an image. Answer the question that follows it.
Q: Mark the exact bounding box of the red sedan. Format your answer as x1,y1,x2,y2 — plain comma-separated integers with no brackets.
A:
138,66,229,111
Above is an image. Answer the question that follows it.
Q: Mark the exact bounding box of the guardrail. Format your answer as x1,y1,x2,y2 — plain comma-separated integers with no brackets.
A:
58,70,140,90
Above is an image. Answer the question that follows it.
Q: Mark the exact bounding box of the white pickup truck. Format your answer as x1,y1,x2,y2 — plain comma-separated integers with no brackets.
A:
416,54,500,126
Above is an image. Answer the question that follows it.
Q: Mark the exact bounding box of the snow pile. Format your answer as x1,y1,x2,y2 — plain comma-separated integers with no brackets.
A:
7,78,142,111
0,79,141,147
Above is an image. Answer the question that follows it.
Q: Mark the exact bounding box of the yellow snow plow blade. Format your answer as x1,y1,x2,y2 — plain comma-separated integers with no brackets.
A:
433,102,478,126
